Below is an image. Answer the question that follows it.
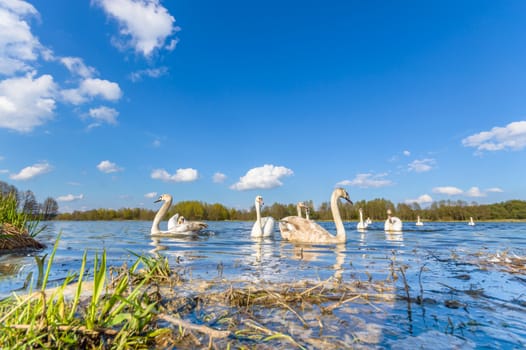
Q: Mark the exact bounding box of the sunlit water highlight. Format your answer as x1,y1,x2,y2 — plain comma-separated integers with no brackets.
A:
1,220,525,348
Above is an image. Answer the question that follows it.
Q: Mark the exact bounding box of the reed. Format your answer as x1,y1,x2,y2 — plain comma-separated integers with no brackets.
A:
0,237,169,349
0,193,44,237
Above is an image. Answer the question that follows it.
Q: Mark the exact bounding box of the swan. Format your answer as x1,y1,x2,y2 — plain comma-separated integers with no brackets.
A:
384,209,403,232
296,201,311,219
356,208,368,231
416,215,424,226
468,217,475,226
251,195,275,238
365,217,372,225
305,206,311,220
279,187,353,244
296,202,306,217
151,194,208,235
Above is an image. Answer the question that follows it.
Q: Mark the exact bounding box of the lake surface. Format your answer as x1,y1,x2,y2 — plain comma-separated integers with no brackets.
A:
1,220,525,348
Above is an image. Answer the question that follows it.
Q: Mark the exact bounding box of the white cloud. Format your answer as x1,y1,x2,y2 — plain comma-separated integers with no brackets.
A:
61,78,122,105
432,186,463,196
337,173,392,188
87,106,119,127
230,164,293,191
408,158,435,173
56,194,84,202
144,192,157,198
405,194,433,205
403,150,411,156
93,0,179,57
10,161,52,180
213,172,227,183
0,73,57,132
97,160,123,173
129,66,168,82
486,187,503,193
0,1,47,76
465,186,485,197
462,120,526,152
0,2,123,132
59,56,96,78
151,168,199,182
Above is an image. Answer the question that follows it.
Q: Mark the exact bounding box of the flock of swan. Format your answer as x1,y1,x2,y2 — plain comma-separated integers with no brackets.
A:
150,188,476,243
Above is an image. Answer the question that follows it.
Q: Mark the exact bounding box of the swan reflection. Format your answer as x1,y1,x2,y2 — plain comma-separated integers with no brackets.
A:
385,232,404,246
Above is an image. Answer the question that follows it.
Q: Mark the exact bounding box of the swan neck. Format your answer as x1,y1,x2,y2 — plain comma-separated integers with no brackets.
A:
359,210,363,223
151,197,172,233
296,204,302,217
255,201,262,226
330,191,346,239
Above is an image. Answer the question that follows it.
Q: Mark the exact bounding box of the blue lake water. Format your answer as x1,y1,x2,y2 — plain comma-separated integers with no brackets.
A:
1,220,525,348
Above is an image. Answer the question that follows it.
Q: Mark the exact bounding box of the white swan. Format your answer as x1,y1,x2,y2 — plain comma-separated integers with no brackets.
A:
151,194,208,235
384,209,403,232
468,217,475,226
251,195,275,238
416,215,424,226
365,217,372,225
279,188,353,244
356,208,368,231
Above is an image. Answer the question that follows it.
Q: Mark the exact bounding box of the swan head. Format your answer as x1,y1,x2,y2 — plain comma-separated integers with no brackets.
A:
255,195,264,206
177,216,186,224
387,209,392,216
154,193,172,203
335,188,353,205
297,201,306,208
359,208,363,213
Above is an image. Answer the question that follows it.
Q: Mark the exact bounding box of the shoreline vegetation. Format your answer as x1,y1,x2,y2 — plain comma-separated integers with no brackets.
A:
0,192,45,251
55,198,526,223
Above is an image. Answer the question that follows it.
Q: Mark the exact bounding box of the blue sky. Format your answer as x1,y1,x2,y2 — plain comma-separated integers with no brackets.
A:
1,0,525,212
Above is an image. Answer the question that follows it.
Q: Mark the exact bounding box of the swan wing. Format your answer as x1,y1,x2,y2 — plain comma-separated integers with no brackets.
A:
167,220,207,234
261,217,275,237
167,213,180,231
251,220,263,237
385,217,403,232
279,216,331,243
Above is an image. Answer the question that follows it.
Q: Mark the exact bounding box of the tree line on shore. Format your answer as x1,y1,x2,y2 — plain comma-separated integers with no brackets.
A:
2,181,525,222
56,198,526,222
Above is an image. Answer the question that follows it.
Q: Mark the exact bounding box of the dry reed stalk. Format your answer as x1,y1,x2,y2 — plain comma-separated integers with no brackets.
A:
8,324,119,336
157,313,230,339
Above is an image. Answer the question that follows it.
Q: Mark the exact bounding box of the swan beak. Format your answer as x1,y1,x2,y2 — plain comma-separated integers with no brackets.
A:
345,198,353,205
154,198,162,203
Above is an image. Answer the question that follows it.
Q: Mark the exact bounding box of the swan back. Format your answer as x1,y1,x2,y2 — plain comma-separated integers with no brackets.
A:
384,209,403,232
384,217,403,231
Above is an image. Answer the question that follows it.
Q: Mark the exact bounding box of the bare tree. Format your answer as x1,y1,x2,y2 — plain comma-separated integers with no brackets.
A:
41,197,59,219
